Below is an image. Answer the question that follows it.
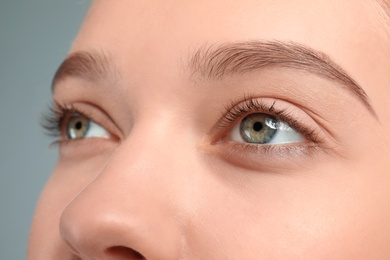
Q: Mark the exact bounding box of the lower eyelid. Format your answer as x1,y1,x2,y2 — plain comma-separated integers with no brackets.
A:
58,137,119,159
232,142,317,155
212,141,323,172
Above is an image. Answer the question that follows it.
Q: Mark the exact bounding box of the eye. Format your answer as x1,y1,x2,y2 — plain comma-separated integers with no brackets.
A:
230,113,305,144
66,114,110,140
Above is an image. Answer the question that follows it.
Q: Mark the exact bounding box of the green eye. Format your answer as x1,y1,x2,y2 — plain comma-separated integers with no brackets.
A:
240,114,277,143
66,115,90,139
231,113,305,144
66,114,109,140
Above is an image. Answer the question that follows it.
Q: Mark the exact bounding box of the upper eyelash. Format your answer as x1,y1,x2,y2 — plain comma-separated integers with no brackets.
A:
42,98,320,145
41,102,87,139
218,95,321,144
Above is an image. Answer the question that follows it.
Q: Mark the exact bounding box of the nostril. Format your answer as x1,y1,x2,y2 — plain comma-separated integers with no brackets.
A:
106,246,145,259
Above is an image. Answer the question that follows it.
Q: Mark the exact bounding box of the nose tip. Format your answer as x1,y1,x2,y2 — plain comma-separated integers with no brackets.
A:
59,177,183,260
59,207,145,259
57,123,194,260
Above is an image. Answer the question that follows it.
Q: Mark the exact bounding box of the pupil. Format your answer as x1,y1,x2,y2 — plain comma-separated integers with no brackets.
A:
253,122,263,132
75,121,82,130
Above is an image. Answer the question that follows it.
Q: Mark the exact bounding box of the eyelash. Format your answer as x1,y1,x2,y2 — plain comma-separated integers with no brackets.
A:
218,95,321,144
41,97,321,152
41,102,90,143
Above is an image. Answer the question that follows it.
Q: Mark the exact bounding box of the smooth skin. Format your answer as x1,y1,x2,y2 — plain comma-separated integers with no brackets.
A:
29,0,390,259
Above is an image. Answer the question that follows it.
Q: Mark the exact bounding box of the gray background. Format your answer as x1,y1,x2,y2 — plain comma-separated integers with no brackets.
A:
0,0,91,258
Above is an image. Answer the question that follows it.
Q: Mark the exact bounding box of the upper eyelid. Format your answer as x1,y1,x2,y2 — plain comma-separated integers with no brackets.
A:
217,96,291,128
217,96,273,128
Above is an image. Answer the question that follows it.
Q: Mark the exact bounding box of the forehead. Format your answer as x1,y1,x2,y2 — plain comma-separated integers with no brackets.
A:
73,0,388,63
75,0,386,44
70,0,389,103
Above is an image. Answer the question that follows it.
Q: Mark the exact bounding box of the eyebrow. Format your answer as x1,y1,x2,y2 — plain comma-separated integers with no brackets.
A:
52,50,116,90
189,41,376,117
52,41,376,117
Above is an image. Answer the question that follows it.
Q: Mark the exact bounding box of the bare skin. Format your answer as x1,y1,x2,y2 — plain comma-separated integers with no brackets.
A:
28,0,390,259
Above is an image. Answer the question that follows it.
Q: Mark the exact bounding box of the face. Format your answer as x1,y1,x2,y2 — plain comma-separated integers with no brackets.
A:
28,0,390,259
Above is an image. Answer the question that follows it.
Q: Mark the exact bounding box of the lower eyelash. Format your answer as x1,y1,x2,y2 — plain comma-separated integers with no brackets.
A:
231,142,321,157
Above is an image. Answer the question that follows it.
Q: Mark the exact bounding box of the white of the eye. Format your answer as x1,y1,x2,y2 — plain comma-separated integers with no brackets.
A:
231,123,243,142
84,121,110,139
267,125,305,144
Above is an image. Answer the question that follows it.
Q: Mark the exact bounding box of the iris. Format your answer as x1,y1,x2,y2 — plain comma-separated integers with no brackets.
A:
240,114,277,143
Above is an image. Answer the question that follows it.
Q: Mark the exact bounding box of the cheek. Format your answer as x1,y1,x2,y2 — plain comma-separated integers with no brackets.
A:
185,161,390,259
29,146,390,258
28,154,111,257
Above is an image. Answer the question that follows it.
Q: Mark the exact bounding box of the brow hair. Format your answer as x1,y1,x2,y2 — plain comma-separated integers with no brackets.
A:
52,50,115,89
52,41,377,118
375,0,390,31
378,0,390,15
189,40,376,116
190,41,352,81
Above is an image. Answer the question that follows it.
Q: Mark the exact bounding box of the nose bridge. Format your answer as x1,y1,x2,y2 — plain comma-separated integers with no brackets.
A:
60,117,195,259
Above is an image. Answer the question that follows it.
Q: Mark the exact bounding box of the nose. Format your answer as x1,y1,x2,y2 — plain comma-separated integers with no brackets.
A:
59,131,189,259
